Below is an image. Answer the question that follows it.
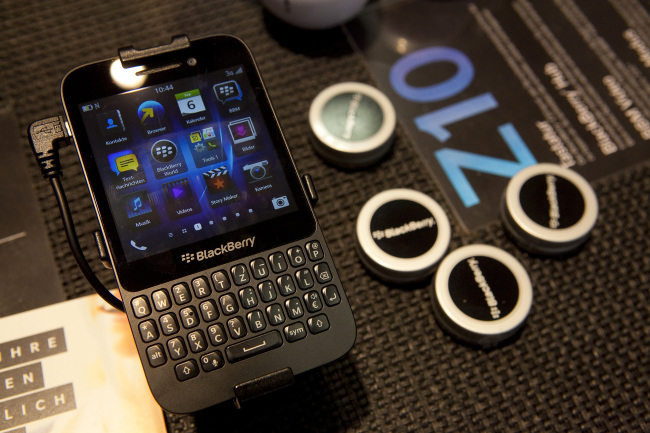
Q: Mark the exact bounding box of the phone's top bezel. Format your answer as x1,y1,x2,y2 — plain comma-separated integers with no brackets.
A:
61,35,316,292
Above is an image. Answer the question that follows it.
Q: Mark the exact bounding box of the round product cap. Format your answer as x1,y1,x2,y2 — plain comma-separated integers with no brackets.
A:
432,244,533,348
309,82,396,168
355,189,451,284
501,163,598,255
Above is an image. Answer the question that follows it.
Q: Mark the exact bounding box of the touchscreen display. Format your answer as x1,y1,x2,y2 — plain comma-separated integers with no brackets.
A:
78,64,297,263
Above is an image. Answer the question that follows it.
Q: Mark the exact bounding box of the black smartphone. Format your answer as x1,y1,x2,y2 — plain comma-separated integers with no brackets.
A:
60,35,356,413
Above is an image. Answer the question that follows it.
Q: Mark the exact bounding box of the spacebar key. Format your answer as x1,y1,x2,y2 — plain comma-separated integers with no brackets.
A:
226,331,283,362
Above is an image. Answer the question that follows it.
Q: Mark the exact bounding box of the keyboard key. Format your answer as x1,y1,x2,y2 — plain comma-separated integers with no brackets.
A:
227,317,248,339
285,298,304,319
231,264,250,286
322,285,341,306
187,330,208,353
139,320,159,343
277,275,296,296
308,314,330,334
247,310,267,332
199,299,219,322
211,270,231,292
207,323,227,346
287,246,306,267
314,263,332,284
239,287,258,309
191,277,212,298
225,330,282,362
131,296,151,318
159,313,180,336
175,360,199,381
250,258,269,279
296,269,314,290
304,291,323,313
305,241,324,261
201,351,225,372
266,304,286,326
167,337,187,360
258,281,277,302
151,290,171,311
179,306,199,329
220,293,239,316
147,344,166,367
172,283,192,305
269,252,288,273
284,322,307,342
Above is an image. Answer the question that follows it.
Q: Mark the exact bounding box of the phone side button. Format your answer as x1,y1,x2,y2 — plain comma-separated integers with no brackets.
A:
225,330,282,363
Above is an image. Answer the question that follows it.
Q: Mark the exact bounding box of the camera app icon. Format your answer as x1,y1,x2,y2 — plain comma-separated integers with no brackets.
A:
272,196,290,209
243,160,272,184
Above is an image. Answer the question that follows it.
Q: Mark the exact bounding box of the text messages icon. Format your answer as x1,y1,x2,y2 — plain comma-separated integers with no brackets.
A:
214,80,242,104
109,150,139,175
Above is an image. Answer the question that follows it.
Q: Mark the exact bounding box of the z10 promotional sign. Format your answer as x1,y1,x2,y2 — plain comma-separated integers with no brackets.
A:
347,0,650,231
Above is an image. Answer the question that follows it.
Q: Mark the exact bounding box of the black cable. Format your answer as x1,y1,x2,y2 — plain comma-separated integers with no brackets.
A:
50,177,125,312
29,116,125,312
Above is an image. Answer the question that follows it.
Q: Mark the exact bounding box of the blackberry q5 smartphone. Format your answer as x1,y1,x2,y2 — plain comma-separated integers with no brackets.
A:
60,35,356,413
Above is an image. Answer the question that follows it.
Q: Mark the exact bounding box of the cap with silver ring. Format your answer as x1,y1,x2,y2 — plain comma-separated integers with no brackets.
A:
309,82,396,168
355,189,451,284
501,163,598,255
431,244,533,348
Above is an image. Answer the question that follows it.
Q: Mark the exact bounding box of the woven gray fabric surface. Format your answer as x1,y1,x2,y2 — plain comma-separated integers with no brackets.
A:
2,1,648,431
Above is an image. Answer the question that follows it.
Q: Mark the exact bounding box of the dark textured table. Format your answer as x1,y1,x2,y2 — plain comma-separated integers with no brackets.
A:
2,1,649,431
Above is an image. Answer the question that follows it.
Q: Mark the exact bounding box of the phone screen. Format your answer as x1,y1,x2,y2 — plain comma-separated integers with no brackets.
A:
79,64,296,262
63,37,315,290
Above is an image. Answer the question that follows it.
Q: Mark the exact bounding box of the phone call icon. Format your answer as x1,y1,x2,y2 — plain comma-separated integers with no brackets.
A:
130,240,147,251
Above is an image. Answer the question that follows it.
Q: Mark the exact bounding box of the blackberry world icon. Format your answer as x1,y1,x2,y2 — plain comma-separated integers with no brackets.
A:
181,253,195,263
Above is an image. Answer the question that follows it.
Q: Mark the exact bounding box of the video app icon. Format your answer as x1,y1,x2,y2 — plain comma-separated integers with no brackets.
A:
163,178,193,206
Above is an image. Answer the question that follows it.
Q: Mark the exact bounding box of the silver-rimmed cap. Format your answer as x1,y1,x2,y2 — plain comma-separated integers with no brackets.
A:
432,244,533,348
355,189,451,284
309,82,396,168
501,163,598,255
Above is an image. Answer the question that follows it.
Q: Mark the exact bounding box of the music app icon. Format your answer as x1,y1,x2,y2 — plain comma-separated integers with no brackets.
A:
122,190,153,219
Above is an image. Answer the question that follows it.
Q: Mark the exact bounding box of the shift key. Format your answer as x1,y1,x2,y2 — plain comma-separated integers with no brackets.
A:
226,330,283,362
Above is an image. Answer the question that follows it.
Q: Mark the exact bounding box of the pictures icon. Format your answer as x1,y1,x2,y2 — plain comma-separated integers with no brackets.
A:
228,117,256,144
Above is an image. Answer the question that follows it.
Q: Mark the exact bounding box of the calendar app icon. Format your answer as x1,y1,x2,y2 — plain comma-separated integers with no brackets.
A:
175,89,212,128
176,89,206,114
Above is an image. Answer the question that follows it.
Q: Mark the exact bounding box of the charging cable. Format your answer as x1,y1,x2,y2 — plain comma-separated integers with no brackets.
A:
29,116,125,312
